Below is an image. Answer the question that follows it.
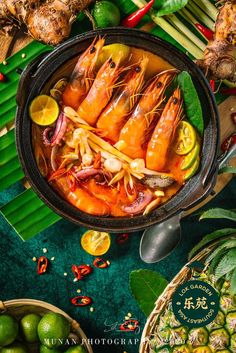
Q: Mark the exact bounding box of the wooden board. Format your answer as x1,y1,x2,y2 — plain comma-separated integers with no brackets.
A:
1,31,235,214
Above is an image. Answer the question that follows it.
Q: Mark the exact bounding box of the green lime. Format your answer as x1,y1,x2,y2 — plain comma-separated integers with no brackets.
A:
0,314,19,346
181,143,200,171
1,342,28,353
64,345,86,353
184,156,200,180
40,345,61,353
37,313,70,348
92,1,121,28
20,313,41,343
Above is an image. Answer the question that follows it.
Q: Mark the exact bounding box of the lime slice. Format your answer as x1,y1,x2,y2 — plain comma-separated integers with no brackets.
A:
181,143,200,171
81,230,111,256
174,121,196,155
184,156,200,180
97,44,130,67
29,95,59,126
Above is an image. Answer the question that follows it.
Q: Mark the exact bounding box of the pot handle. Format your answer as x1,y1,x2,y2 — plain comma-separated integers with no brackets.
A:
16,51,50,108
181,143,236,211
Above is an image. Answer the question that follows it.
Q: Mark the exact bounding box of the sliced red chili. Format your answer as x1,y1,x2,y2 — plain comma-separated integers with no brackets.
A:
93,152,101,169
37,256,49,275
116,233,129,245
221,133,236,152
93,257,108,269
119,319,139,332
209,79,215,93
71,296,92,306
66,171,77,192
121,0,155,28
72,264,93,280
48,168,66,182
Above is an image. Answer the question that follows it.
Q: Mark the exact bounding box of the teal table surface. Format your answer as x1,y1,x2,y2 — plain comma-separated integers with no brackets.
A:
0,178,235,353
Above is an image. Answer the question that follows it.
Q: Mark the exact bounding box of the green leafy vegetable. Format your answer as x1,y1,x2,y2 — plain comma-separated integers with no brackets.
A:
188,228,236,259
200,208,236,222
177,71,204,135
219,166,236,174
153,0,188,16
130,269,168,317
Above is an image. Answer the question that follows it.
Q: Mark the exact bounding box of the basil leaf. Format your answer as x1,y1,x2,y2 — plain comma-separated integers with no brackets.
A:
153,0,188,16
200,208,236,222
188,228,236,260
177,71,204,135
130,269,168,317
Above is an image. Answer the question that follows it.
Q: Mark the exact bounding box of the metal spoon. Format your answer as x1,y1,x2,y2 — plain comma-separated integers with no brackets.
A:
140,143,236,263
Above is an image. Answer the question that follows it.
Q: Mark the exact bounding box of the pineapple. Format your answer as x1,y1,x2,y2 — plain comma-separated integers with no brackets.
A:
148,235,236,353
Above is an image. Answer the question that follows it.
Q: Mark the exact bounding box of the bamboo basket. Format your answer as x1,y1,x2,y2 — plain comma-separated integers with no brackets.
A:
139,237,234,353
0,299,93,353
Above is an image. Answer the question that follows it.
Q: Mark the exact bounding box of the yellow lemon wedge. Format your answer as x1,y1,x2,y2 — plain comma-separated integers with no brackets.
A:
174,121,197,155
96,43,130,67
29,95,59,126
81,230,111,256
181,142,200,171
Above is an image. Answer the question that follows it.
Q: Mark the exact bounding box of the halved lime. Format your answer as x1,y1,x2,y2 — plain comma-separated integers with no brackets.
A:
174,121,196,155
29,95,59,126
181,143,200,171
96,43,130,67
184,156,200,180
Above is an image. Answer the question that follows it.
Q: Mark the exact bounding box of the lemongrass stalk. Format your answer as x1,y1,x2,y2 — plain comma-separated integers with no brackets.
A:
192,0,218,21
186,1,215,30
180,8,207,39
167,14,206,51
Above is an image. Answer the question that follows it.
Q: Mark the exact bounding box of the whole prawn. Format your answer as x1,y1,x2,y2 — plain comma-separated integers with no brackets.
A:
55,175,110,216
77,57,122,126
96,57,149,143
146,88,183,172
62,37,105,110
118,71,175,159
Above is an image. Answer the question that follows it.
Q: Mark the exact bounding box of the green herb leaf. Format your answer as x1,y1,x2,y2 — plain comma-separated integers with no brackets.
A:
153,0,188,16
200,208,236,222
214,248,236,281
219,166,236,175
129,269,168,317
230,267,236,295
177,71,204,135
188,228,236,259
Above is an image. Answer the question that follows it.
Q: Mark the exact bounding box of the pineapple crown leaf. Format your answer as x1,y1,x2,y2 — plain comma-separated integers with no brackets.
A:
230,267,236,295
199,208,236,222
206,239,236,263
214,248,236,281
188,228,236,260
208,249,228,275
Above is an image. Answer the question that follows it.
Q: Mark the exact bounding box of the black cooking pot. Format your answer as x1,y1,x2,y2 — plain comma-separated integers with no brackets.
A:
15,28,220,232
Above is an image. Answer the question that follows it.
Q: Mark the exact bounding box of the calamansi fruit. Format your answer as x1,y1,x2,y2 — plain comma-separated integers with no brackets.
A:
1,343,28,353
174,121,196,155
184,156,200,180
0,314,19,346
29,95,59,126
92,1,121,28
20,313,41,343
37,313,70,348
81,230,111,256
181,143,200,171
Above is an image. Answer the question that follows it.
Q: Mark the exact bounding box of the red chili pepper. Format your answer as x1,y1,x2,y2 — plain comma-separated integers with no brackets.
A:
119,319,139,332
93,257,108,269
71,296,92,306
221,133,236,152
231,112,236,125
195,23,214,41
48,168,66,182
37,256,49,275
221,88,236,95
210,80,215,93
93,152,101,169
72,264,93,280
66,171,76,192
0,72,6,82
121,0,155,28
116,233,129,244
